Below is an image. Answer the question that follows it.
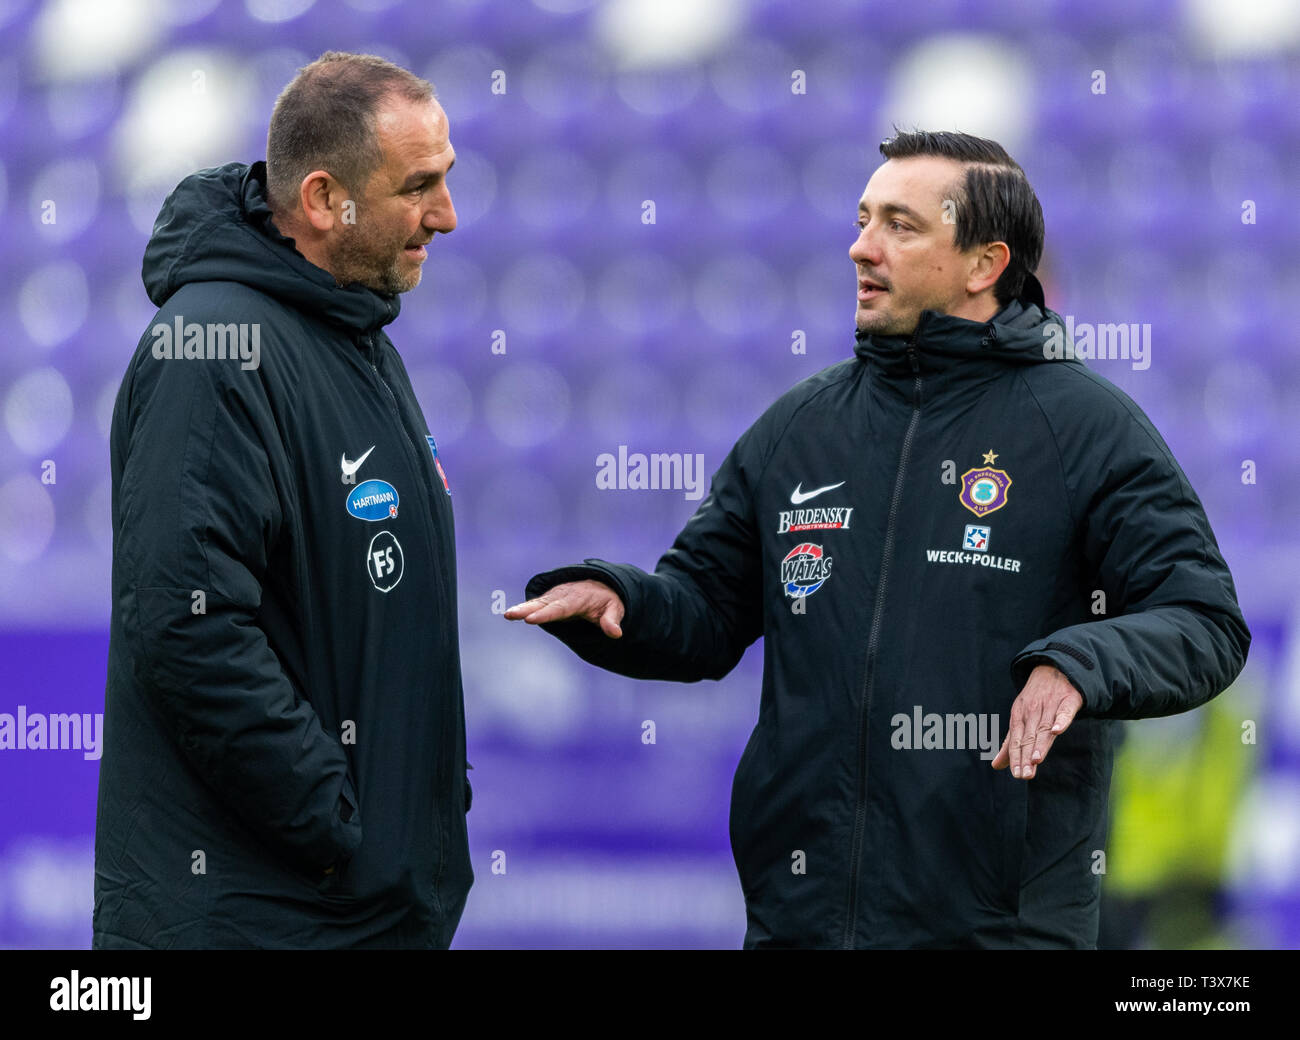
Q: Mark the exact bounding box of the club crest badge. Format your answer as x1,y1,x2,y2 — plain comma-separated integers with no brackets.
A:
959,452,1011,518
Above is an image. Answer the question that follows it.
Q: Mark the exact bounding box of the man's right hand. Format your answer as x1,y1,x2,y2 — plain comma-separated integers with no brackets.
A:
504,580,625,639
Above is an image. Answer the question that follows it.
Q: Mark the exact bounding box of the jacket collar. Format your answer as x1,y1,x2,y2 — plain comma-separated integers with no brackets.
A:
852,290,1055,378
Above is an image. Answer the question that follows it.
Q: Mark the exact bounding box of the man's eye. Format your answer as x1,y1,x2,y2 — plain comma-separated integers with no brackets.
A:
890,220,908,232
853,220,867,232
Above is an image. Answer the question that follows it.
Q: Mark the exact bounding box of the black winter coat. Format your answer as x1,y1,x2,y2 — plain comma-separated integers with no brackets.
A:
526,298,1249,949
94,161,472,949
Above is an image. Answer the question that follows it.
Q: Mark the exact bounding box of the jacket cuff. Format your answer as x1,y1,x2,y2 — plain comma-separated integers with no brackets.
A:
521,560,644,663
525,559,637,624
1010,642,1097,715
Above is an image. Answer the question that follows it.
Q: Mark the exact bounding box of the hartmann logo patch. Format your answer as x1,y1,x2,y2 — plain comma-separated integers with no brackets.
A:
346,479,399,521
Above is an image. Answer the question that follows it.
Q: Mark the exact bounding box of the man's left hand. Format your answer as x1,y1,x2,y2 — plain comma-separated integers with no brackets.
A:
991,664,1084,780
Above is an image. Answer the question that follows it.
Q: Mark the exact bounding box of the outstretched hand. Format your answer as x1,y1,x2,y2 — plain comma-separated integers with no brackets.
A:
504,580,625,639
991,664,1084,779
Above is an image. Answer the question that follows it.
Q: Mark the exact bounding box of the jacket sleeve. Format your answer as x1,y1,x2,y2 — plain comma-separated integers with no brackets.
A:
1010,378,1250,719
524,435,766,683
115,329,361,874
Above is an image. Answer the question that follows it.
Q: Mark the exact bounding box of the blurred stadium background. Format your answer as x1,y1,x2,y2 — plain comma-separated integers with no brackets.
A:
0,0,1297,948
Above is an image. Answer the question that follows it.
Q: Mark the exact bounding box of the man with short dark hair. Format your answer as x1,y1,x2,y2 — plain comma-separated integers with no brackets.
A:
95,52,472,949
507,130,1249,949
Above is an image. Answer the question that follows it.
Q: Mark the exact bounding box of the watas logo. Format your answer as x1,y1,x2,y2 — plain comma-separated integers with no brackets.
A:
781,542,833,598
959,450,1011,518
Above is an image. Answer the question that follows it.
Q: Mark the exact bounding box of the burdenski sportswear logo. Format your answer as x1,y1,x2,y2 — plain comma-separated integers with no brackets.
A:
777,506,854,534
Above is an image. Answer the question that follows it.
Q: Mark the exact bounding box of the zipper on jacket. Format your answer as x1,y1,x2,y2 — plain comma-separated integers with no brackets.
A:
841,321,926,949
364,337,431,485
360,332,454,892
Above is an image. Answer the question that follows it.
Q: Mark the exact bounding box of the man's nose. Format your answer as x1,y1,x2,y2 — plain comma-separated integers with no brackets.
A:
427,184,456,234
849,222,879,265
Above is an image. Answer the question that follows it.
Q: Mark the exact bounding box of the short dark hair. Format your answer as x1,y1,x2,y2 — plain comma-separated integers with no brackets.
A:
879,129,1044,306
266,51,436,212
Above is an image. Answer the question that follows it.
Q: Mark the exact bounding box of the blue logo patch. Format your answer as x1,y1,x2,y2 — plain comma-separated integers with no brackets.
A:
964,525,990,552
346,478,400,521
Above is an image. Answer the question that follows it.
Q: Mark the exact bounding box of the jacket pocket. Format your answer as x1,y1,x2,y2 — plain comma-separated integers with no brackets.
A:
333,771,361,860
303,772,361,896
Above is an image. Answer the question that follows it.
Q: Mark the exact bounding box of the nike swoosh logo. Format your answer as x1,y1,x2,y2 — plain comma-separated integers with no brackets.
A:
341,446,375,478
791,481,845,504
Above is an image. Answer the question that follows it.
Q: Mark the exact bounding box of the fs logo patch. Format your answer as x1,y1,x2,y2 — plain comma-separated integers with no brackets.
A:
367,530,404,592
426,435,451,495
781,542,833,598
959,454,1011,518
964,525,990,552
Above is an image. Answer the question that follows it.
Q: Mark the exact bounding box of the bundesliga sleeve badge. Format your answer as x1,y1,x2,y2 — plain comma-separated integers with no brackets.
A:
426,435,451,495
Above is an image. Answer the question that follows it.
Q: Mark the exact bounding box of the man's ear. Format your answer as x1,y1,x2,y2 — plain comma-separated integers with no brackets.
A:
299,170,343,232
966,241,1010,297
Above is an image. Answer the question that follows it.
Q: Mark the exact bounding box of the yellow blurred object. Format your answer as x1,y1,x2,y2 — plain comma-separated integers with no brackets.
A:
1107,688,1253,893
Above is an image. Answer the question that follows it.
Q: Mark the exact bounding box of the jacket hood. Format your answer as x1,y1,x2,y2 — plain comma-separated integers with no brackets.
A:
853,274,1073,375
142,161,401,334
